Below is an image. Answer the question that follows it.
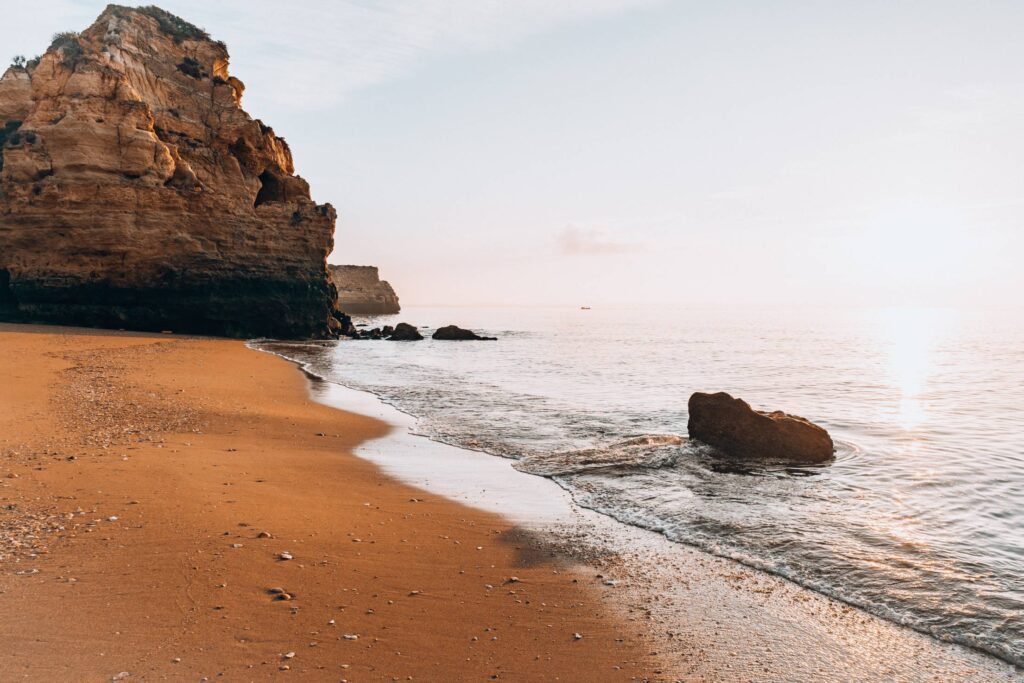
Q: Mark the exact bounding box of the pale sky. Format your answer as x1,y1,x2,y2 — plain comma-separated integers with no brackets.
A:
9,1,1024,307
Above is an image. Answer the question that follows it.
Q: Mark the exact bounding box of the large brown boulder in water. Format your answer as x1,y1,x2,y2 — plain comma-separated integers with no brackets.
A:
0,6,343,338
687,392,834,464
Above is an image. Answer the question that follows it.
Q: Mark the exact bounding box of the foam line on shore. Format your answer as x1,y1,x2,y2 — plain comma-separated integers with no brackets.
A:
253,340,1022,681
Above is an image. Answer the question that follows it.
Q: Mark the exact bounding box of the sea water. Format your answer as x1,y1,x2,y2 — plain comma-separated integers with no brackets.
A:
259,305,1024,666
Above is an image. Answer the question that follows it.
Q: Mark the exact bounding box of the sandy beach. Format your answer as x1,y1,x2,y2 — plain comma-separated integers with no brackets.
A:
2,323,1020,682
0,324,664,681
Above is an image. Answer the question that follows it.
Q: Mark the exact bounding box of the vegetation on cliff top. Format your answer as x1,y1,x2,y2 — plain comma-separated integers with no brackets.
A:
49,32,84,67
135,6,209,42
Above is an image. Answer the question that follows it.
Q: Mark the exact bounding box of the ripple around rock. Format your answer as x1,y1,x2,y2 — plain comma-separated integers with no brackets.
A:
515,435,686,477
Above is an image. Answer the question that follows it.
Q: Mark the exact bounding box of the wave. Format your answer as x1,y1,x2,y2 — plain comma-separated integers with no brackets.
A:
514,434,691,476
250,339,1024,670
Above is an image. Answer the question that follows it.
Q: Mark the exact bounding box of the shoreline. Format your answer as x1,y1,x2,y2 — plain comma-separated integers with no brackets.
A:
0,324,664,680
258,340,1023,682
0,323,1018,681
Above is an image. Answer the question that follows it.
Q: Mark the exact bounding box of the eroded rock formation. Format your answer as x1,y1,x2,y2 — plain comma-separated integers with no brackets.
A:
432,325,496,341
0,6,342,338
387,322,422,341
687,391,834,464
329,265,400,315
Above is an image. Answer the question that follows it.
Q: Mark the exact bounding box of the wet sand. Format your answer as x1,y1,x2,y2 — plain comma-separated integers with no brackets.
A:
0,324,663,681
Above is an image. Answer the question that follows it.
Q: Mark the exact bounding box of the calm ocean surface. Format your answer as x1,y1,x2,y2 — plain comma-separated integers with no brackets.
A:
261,305,1024,666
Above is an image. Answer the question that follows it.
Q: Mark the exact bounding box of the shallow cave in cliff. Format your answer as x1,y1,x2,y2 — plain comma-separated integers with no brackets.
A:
0,269,17,309
254,170,286,206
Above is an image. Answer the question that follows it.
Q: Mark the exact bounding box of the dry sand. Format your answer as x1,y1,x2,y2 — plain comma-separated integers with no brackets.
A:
0,324,664,681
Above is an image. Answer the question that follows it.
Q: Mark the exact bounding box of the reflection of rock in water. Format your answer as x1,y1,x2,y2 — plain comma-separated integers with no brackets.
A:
515,435,688,477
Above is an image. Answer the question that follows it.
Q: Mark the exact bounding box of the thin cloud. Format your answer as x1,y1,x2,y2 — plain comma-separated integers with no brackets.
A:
557,225,642,255
111,0,665,110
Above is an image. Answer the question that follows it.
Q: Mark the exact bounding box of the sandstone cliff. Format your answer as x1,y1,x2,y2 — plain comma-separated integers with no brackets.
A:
0,5,342,338
329,265,400,315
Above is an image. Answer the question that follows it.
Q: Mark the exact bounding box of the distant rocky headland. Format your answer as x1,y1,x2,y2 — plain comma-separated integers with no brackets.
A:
329,265,400,315
0,5,344,338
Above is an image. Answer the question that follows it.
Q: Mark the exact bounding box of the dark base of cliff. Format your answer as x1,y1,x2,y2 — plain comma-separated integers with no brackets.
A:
338,303,401,315
0,275,340,339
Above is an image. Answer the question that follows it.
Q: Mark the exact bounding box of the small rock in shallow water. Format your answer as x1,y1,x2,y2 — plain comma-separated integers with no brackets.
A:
431,324,497,341
387,322,423,341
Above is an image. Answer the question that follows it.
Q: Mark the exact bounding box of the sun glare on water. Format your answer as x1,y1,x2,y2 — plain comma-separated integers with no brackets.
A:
872,307,956,430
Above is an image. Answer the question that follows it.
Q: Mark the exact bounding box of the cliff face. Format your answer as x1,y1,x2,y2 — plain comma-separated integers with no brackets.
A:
329,265,400,315
0,5,342,338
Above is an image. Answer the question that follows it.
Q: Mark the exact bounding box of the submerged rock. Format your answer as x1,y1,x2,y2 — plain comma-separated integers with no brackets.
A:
388,322,423,341
687,392,834,464
432,325,497,341
0,6,342,338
